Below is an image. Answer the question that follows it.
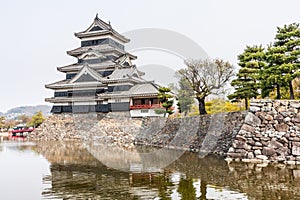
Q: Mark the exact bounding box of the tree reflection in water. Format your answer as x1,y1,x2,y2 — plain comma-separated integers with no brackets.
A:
31,141,300,200
200,180,207,200
177,178,196,200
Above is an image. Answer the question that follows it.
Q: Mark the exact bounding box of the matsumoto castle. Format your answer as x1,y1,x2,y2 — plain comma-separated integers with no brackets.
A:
45,15,164,117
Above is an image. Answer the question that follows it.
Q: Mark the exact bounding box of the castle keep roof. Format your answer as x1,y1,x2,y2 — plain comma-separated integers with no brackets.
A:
46,14,163,116
74,14,130,43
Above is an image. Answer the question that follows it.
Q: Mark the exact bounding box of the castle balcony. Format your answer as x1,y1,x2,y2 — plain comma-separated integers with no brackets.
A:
129,104,162,110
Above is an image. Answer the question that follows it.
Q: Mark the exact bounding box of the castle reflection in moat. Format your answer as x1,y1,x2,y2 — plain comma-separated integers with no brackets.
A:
32,141,300,200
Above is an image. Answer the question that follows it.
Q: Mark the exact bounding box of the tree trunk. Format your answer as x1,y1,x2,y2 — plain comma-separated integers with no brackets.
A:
244,98,248,110
289,81,295,99
197,97,207,115
276,85,281,99
184,111,188,116
200,180,207,200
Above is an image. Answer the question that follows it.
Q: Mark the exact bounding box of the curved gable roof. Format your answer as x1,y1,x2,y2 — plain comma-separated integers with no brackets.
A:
69,63,103,83
74,14,129,43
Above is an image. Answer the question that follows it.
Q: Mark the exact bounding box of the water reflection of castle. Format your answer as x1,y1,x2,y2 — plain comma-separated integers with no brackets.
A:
33,141,300,199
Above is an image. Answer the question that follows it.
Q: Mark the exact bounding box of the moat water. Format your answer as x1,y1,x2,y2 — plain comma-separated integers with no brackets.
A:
0,140,300,200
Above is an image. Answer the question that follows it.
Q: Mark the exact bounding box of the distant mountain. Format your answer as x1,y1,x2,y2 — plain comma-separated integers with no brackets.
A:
6,105,51,116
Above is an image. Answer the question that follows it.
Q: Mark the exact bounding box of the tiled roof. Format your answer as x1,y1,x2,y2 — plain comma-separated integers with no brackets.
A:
129,83,159,96
45,80,69,88
74,15,129,43
107,68,135,79
67,45,125,56
106,66,147,81
57,61,116,72
68,63,103,83
97,82,159,98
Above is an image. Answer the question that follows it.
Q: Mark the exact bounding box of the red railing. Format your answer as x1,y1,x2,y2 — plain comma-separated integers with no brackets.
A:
130,104,162,109
11,128,34,134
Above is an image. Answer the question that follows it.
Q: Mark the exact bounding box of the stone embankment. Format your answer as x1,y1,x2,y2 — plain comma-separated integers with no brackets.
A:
29,100,300,164
134,112,246,156
28,111,246,155
227,100,300,164
28,112,144,150
28,114,79,141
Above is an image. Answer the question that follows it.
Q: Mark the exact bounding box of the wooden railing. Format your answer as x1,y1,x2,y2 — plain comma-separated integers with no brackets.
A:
130,104,162,109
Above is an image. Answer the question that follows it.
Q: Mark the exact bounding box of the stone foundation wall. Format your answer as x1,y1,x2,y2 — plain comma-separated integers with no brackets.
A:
28,112,142,150
29,111,246,155
227,100,300,164
135,112,246,155
29,101,300,164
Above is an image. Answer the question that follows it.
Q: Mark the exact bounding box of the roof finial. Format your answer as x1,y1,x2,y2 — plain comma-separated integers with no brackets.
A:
95,13,99,19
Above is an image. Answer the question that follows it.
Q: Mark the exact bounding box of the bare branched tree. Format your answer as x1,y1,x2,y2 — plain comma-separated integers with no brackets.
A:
176,59,235,115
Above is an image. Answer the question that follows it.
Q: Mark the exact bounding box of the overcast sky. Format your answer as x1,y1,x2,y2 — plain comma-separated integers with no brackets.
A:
0,0,300,112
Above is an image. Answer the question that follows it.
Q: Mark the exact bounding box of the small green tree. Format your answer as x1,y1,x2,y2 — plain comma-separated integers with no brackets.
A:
228,45,266,109
28,111,45,128
0,116,5,129
158,87,174,117
170,78,194,116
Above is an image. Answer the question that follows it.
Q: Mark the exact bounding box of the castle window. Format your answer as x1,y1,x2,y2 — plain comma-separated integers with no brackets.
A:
81,39,108,47
66,73,77,80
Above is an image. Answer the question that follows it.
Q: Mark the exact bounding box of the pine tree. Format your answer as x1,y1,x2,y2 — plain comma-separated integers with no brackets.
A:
158,87,174,117
263,45,286,99
263,23,300,99
228,45,265,109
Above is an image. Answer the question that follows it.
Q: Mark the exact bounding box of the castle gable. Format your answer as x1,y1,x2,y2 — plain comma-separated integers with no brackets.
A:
70,63,103,83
